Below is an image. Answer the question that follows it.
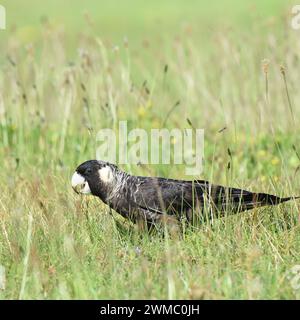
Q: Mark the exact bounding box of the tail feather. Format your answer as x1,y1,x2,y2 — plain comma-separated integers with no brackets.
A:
241,193,298,210
202,184,299,213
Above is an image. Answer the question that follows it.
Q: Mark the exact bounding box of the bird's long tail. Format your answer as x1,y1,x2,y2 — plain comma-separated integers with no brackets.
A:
234,192,298,211
202,184,299,213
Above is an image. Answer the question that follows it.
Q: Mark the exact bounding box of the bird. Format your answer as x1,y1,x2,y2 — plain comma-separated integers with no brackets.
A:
71,160,298,228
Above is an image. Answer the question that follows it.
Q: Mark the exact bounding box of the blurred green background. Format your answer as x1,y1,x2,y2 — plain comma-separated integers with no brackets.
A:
0,0,292,47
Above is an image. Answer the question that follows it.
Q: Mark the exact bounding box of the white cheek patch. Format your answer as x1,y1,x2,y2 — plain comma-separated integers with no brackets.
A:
98,166,114,184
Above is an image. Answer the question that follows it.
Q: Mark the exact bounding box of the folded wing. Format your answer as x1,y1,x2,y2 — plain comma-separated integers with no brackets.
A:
132,177,295,217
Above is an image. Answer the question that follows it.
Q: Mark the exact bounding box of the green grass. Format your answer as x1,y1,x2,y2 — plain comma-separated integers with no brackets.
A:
0,0,300,299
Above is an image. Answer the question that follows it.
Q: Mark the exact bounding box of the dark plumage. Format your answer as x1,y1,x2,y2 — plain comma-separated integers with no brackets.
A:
71,160,297,226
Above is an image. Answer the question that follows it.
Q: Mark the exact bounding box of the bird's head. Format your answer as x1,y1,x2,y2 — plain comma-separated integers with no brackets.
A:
71,160,117,197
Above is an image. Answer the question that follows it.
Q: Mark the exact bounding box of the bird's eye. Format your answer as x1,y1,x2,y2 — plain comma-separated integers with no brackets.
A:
85,168,92,175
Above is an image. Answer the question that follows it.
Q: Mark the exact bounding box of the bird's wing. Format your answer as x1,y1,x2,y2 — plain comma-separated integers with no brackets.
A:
131,176,293,216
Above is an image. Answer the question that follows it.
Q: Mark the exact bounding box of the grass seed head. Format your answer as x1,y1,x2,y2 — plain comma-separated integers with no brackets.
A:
262,59,269,74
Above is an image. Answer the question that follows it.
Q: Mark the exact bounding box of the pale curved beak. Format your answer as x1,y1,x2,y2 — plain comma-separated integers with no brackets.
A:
71,172,91,194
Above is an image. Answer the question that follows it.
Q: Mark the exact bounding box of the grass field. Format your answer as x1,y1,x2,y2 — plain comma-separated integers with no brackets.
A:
0,0,300,299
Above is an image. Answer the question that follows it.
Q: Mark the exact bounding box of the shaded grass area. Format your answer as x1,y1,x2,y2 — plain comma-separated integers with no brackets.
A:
0,0,300,299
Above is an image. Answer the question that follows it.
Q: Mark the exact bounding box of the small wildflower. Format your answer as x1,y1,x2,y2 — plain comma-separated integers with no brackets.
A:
138,106,146,118
257,150,267,158
271,157,280,166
